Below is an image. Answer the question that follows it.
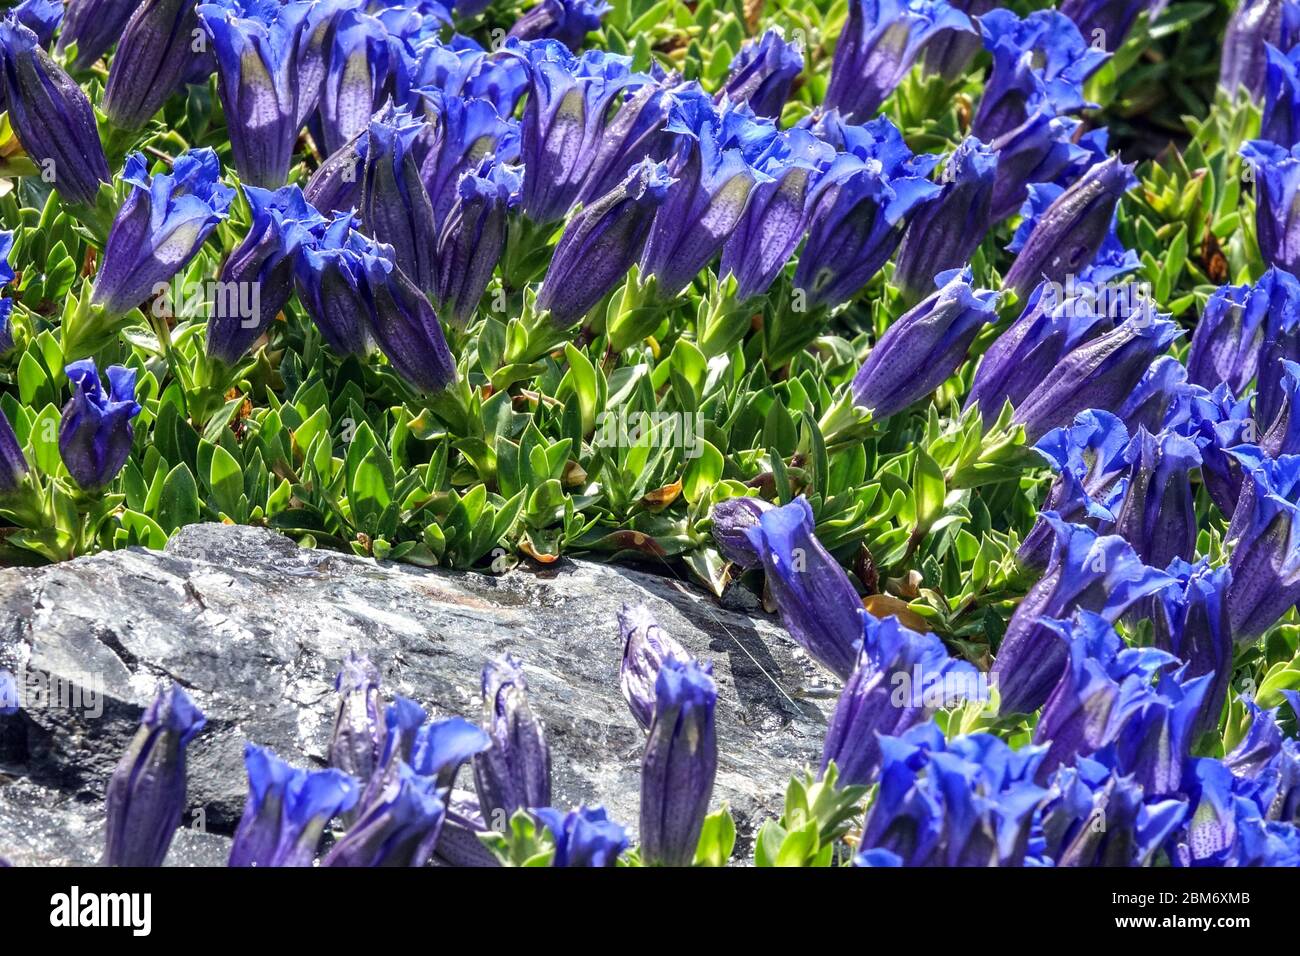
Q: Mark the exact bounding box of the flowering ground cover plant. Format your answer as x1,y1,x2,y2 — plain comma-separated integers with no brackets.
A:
0,0,1299,869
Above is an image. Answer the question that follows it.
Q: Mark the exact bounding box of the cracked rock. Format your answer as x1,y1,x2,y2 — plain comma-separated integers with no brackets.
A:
0,524,830,865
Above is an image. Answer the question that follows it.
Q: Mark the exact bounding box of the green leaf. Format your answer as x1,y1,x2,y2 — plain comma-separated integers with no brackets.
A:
156,464,200,534
692,806,736,867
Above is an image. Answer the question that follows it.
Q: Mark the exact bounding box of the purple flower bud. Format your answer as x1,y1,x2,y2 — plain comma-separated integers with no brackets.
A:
103,0,205,131
1262,359,1300,456
1012,312,1182,443
434,158,521,327
1190,274,1284,399
1109,426,1202,569
822,613,980,787
58,0,143,69
357,244,457,394
640,92,786,297
295,214,376,357
618,603,689,729
362,104,439,295
639,657,717,866
709,495,773,569
322,762,446,866
198,0,312,188
328,651,383,784
538,157,674,326
533,805,629,866
0,408,30,496
1242,140,1300,277
0,15,110,206
1225,449,1300,641
972,9,1107,141
1003,156,1135,299
305,130,367,216
1221,0,1300,96
986,109,1090,224
1017,409,1130,569
922,0,994,81
718,126,835,302
825,0,976,124
990,516,1173,715
473,655,552,820
59,360,142,492
206,184,326,365
507,0,611,52
720,27,804,119
510,38,650,225
229,744,360,867
1152,559,1234,742
795,113,941,309
92,149,235,317
741,496,863,679
104,683,206,867
893,137,998,303
850,267,998,419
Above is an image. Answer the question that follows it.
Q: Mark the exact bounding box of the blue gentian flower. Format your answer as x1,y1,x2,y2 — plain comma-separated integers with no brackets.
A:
639,92,786,297
1101,666,1212,797
92,149,235,317
322,761,446,867
709,495,774,569
1263,44,1300,145
856,722,1049,866
317,7,404,156
57,0,140,68
1221,0,1300,96
58,360,142,492
328,651,383,785
1223,698,1300,823
294,214,377,357
361,103,439,295
1241,139,1300,278
741,496,864,679
533,805,630,866
795,113,942,309
1262,359,1300,456
12,0,62,46
408,36,531,119
1038,755,1187,866
0,230,15,356
720,27,804,119
822,612,981,787
1012,311,1181,443
972,9,1108,141
206,184,326,365
1017,409,1130,569
986,109,1090,223
415,90,520,230
0,14,110,206
1188,269,1299,399
0,667,18,714
1003,156,1136,299
1224,449,1300,640
102,0,205,131
573,76,674,208
198,0,313,187
639,657,718,867
1152,559,1235,742
304,128,367,216
1180,382,1256,517
990,516,1173,715
1117,355,1188,437
1253,271,1300,428
1108,426,1202,568
718,125,835,302
922,0,995,82
434,157,521,327
104,683,206,867
409,716,490,789
825,0,976,124
510,38,650,224
229,744,360,867
537,157,674,326
1175,757,1300,866
617,603,689,731
507,0,611,52
472,655,552,822
893,137,998,303
850,267,998,419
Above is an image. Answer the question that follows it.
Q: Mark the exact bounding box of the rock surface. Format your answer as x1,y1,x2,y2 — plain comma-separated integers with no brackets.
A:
0,524,834,866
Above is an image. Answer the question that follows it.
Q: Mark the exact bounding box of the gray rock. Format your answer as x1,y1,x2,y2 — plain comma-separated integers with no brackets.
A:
0,524,831,865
